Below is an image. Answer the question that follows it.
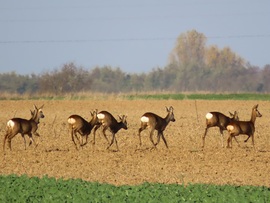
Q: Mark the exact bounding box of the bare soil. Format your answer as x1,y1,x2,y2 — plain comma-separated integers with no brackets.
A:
0,99,269,187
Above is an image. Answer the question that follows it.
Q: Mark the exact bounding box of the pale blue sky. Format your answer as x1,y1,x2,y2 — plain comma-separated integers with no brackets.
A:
1,0,269,75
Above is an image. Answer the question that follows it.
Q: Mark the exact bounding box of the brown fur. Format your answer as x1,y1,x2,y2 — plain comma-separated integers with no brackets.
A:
3,104,45,152
68,109,99,149
226,104,262,148
202,111,239,148
138,106,175,149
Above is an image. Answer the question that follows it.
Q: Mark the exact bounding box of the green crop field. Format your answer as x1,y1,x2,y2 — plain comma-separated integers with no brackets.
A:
0,175,269,202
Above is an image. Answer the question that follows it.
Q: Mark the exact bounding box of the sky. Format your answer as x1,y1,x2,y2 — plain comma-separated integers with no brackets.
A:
0,0,270,75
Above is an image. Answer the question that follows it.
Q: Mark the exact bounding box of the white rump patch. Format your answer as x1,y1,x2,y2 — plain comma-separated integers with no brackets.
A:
227,125,234,131
67,118,76,125
141,116,149,123
205,113,213,120
7,120,15,128
97,113,105,120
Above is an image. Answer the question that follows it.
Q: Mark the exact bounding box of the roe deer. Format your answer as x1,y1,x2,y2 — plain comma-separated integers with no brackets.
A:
226,104,262,148
93,111,128,151
67,110,98,149
3,104,45,151
202,111,239,148
138,106,175,149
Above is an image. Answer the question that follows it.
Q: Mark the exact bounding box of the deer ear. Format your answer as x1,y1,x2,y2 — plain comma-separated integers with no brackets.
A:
253,104,258,109
39,104,44,109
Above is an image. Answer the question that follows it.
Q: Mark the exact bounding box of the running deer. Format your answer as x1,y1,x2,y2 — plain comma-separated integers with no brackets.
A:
3,104,45,151
92,111,128,151
226,104,262,148
202,111,239,148
138,106,175,149
67,109,99,149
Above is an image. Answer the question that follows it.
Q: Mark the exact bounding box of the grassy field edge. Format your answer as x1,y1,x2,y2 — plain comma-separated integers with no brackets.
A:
1,93,270,101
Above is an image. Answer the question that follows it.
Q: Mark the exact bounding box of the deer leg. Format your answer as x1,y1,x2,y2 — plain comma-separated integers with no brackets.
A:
7,132,19,151
138,123,148,146
27,134,32,147
28,133,37,148
219,128,224,148
226,134,232,148
231,136,240,147
244,135,251,142
7,138,12,151
79,134,84,146
74,133,80,143
160,132,168,148
32,131,42,143
33,132,41,146
102,127,110,144
71,129,78,149
149,129,156,148
92,124,101,145
3,132,10,152
83,133,90,146
21,134,27,150
81,136,87,147
113,135,119,151
138,128,144,146
107,133,115,150
251,134,255,148
155,131,161,146
202,127,208,148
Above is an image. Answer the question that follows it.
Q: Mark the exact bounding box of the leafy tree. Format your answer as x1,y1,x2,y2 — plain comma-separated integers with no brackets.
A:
259,64,270,92
89,66,129,93
0,72,38,94
38,62,92,94
169,29,206,66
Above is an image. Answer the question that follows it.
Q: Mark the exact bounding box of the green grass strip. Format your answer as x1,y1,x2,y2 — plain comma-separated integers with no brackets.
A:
0,175,269,203
1,93,270,101
124,93,270,101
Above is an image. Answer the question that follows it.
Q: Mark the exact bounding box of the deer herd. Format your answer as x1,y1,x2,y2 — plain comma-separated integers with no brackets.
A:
2,103,263,153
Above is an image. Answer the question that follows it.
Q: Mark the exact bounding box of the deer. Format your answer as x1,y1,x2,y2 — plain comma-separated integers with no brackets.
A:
202,111,239,148
67,109,99,149
138,106,175,149
92,111,128,151
3,104,45,152
226,104,262,148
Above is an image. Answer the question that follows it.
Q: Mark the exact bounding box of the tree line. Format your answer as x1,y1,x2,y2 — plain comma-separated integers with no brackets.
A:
1,30,270,95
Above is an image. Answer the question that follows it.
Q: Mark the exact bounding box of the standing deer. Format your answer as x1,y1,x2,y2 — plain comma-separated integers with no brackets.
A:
138,106,175,149
67,109,98,149
202,111,239,148
3,104,45,151
226,104,262,148
92,111,128,151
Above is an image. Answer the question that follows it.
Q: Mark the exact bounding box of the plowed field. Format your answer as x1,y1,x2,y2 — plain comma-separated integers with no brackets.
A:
0,100,269,186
